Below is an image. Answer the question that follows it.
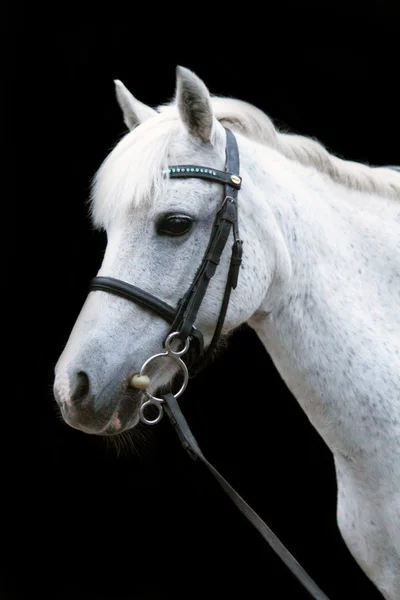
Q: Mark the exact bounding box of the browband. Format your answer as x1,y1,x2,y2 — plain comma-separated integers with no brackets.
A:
167,166,242,189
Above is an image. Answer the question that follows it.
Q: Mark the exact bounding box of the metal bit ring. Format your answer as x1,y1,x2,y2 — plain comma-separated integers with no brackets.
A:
139,332,189,425
139,398,164,425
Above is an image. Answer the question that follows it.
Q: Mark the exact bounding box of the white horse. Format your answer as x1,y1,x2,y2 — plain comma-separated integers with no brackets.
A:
54,67,400,599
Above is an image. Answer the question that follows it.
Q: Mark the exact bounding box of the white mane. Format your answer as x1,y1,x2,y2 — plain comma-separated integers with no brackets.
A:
91,96,400,229
211,97,400,200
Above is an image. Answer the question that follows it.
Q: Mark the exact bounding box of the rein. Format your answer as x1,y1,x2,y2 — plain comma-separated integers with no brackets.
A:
164,392,330,600
89,128,331,600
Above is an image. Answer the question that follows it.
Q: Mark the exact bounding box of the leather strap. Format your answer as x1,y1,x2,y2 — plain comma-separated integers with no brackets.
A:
90,277,177,324
89,276,205,365
202,237,242,362
172,196,238,340
168,128,242,361
163,393,331,600
168,165,241,189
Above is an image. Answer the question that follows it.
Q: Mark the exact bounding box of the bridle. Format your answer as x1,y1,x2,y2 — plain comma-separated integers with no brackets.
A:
88,127,331,600
90,127,243,423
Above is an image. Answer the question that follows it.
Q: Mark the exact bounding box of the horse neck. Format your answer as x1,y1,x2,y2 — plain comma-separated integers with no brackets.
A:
242,139,400,460
242,139,360,309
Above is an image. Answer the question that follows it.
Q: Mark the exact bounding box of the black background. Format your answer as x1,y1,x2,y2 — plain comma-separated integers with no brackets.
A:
11,5,399,600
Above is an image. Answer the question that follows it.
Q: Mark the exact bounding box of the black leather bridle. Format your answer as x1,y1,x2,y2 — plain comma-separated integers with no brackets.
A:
88,127,331,600
90,127,243,368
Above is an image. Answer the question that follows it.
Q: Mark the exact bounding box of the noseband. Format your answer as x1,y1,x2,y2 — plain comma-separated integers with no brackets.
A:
90,127,243,422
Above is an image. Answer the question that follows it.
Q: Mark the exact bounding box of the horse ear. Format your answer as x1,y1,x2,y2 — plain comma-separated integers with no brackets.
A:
175,66,214,142
114,80,157,130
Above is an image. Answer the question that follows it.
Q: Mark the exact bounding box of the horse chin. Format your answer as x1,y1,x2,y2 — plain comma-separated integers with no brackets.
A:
101,411,141,436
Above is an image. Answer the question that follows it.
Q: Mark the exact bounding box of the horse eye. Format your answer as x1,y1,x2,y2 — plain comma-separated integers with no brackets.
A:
157,215,193,237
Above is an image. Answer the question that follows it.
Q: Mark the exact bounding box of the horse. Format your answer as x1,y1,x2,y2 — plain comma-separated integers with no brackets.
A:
53,66,400,599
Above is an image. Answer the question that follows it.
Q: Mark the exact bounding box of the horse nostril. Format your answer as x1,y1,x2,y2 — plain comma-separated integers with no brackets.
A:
71,371,91,406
